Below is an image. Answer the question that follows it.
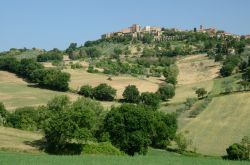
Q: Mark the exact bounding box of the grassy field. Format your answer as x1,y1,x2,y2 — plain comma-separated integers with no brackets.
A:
0,126,42,153
169,54,219,104
0,149,248,165
177,54,220,85
64,69,161,99
0,71,79,111
181,92,250,156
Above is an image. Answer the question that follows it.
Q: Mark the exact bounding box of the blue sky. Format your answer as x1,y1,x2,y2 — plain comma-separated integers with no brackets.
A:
0,0,250,51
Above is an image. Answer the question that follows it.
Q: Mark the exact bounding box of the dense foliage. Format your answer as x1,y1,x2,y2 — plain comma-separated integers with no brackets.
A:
122,85,140,103
0,57,70,91
157,84,175,101
37,48,63,62
103,104,177,155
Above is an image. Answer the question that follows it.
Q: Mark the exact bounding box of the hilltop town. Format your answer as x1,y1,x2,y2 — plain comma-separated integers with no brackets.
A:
102,24,250,41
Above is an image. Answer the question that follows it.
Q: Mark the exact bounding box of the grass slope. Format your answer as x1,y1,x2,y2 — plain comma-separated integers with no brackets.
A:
64,69,161,99
0,71,78,111
0,127,42,153
181,92,250,156
0,149,248,165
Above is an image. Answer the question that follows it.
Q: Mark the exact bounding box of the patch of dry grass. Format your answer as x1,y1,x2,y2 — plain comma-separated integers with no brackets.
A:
181,92,250,156
0,126,42,153
177,54,220,85
64,69,161,99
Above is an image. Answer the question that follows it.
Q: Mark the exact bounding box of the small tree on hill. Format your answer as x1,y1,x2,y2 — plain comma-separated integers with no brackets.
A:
79,85,93,98
157,84,175,101
226,143,248,160
195,88,207,99
140,92,161,110
93,83,117,101
122,85,140,103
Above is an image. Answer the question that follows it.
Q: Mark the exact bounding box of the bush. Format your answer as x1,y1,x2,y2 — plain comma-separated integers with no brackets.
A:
157,84,175,101
82,142,124,155
195,88,207,98
31,69,70,91
6,107,38,131
226,143,248,160
37,49,63,62
87,65,99,73
140,92,161,110
93,83,117,101
220,64,234,77
122,85,140,103
0,103,8,125
79,85,94,98
175,133,192,153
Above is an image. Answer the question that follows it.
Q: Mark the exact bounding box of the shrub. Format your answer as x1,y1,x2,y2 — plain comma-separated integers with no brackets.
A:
185,98,198,110
140,92,161,110
79,85,94,98
7,107,38,131
82,142,124,155
93,83,117,101
37,49,63,62
226,143,248,160
175,133,192,153
157,84,175,101
195,88,207,98
31,69,70,91
220,64,234,77
122,85,140,103
87,65,99,73
0,103,8,125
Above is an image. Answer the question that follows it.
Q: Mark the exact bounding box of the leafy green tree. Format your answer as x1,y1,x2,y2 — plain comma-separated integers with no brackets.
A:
158,84,175,101
93,83,117,101
151,112,177,149
18,58,44,79
44,97,103,154
31,69,70,91
79,85,94,98
37,49,64,62
140,92,161,110
85,47,101,58
103,104,154,155
66,43,77,55
47,95,71,112
226,143,248,160
122,85,140,103
163,65,179,85
6,107,38,131
220,64,234,77
195,88,207,98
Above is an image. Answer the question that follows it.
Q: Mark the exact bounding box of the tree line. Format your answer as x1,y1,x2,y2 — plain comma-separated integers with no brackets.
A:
0,57,70,91
0,96,177,156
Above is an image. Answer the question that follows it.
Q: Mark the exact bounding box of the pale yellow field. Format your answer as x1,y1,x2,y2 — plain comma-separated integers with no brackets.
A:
64,69,161,99
0,126,42,153
0,71,79,111
181,93,250,156
177,54,220,85
169,55,219,103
